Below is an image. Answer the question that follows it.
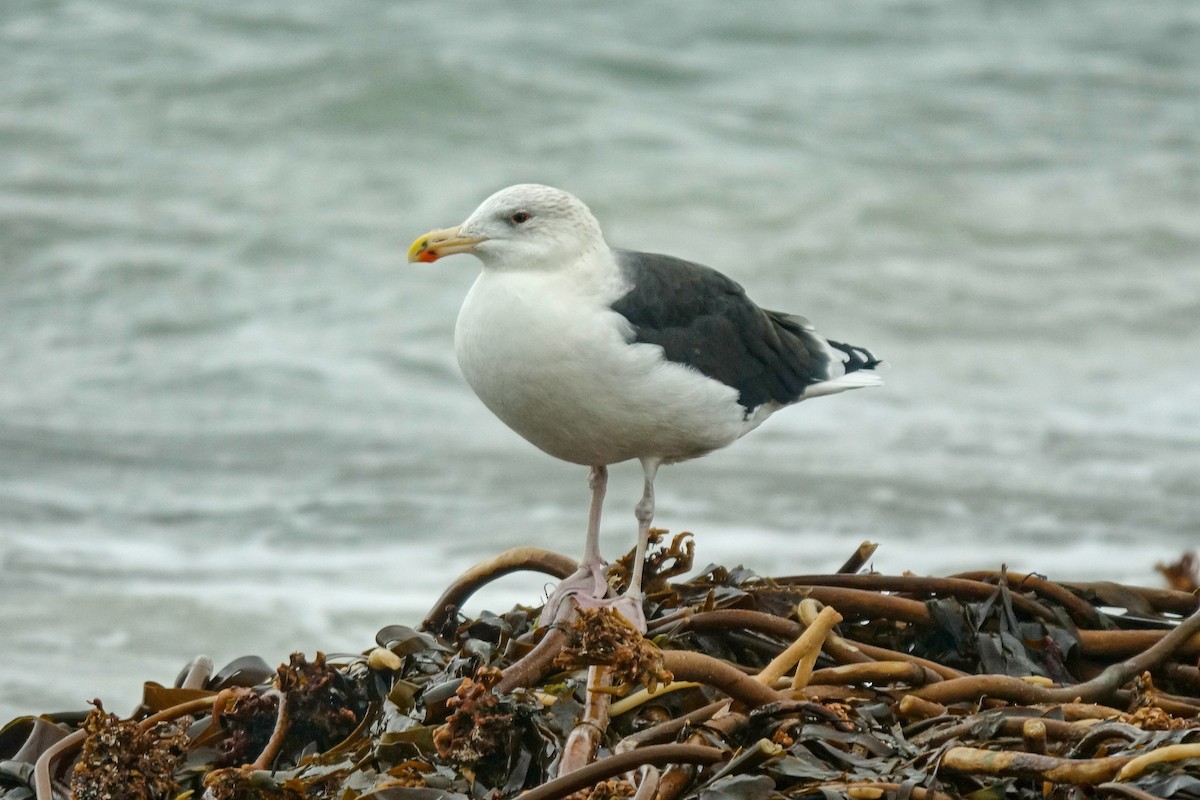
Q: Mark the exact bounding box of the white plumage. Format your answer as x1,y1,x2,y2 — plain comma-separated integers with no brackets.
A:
456,265,750,467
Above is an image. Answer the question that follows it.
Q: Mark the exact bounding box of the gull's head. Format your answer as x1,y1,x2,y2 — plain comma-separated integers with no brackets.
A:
408,184,604,271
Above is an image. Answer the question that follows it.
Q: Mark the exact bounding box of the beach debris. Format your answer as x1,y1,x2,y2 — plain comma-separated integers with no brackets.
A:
3,535,1200,800
554,607,674,691
67,701,188,800
1158,551,1200,594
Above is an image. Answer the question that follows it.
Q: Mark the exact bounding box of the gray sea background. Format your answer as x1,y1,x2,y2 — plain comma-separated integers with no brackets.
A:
2,1,1198,721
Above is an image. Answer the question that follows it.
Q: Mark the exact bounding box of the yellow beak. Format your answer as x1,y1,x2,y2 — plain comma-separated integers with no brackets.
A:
407,226,486,263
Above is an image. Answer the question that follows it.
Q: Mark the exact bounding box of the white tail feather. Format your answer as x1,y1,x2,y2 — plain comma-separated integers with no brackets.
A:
802,370,883,399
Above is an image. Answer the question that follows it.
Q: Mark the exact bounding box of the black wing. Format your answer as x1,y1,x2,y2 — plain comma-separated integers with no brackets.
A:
610,249,856,414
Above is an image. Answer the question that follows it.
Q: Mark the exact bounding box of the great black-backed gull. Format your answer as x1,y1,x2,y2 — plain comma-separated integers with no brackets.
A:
408,184,882,629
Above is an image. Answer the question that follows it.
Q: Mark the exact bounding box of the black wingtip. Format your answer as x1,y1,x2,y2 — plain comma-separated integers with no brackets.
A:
826,340,883,375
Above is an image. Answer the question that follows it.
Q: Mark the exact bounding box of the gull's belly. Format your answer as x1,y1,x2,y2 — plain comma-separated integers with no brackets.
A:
455,273,745,466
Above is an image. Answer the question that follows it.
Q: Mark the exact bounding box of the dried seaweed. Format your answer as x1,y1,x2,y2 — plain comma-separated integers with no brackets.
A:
553,608,674,691
3,538,1200,800
1158,552,1200,594
69,701,188,800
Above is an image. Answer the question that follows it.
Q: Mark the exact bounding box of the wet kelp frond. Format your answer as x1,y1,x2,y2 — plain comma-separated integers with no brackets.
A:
4,539,1200,800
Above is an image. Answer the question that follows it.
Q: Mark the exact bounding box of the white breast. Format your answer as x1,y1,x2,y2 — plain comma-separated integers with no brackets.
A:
454,255,748,467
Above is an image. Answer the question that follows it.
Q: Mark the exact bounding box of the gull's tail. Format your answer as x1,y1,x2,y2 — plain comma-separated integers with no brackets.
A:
803,339,884,398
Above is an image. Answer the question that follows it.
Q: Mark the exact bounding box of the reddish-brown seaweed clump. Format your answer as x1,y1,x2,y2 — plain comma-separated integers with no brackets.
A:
213,688,280,768
201,768,309,800
275,651,362,752
1157,551,1200,593
432,665,515,767
69,700,189,800
553,607,674,691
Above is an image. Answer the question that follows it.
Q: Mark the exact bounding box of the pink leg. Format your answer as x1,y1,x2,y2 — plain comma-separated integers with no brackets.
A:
604,458,659,632
579,465,607,582
542,466,611,625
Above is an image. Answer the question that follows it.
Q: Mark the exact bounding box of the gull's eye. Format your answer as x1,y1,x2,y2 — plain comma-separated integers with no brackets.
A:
510,210,531,225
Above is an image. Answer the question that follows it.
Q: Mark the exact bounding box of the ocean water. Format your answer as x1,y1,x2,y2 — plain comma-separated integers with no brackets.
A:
1,0,1198,721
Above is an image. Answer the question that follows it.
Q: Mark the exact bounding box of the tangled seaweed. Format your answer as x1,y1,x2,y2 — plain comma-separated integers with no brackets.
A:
554,608,674,692
2,537,1199,800
433,666,519,770
69,701,188,800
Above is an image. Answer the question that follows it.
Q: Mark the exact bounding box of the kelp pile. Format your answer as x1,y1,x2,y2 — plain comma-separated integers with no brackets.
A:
3,535,1200,800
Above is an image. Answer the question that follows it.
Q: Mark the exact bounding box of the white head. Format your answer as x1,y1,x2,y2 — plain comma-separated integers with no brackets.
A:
408,184,605,271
